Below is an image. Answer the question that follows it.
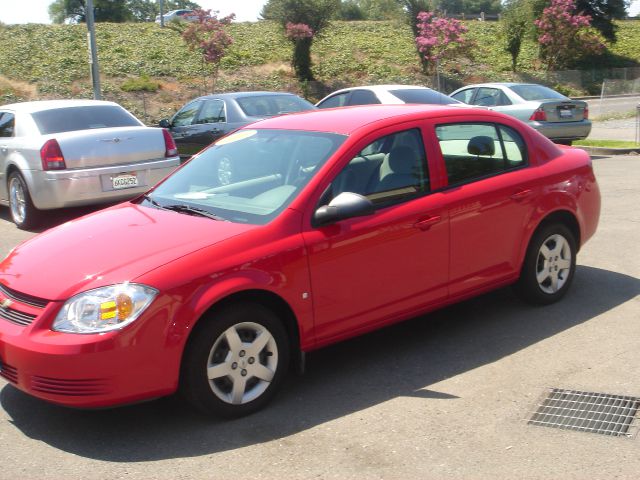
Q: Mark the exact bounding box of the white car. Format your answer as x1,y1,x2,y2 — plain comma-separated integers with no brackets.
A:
155,9,199,24
316,85,459,108
0,100,180,229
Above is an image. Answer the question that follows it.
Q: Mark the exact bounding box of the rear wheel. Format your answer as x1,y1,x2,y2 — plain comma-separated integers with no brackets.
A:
8,172,41,230
180,304,290,417
515,223,577,305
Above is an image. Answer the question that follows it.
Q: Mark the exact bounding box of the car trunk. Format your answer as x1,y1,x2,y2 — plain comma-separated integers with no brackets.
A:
538,100,588,122
53,126,166,169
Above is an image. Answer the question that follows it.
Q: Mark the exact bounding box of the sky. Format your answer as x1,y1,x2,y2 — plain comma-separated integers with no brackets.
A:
0,0,638,24
0,0,268,24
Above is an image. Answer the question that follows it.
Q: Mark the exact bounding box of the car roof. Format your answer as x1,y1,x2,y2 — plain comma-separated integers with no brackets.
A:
329,84,438,95
0,99,121,113
457,82,539,89
247,104,499,135
197,91,301,101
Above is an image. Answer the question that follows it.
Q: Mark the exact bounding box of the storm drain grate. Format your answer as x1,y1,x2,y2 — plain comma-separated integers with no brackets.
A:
528,388,640,438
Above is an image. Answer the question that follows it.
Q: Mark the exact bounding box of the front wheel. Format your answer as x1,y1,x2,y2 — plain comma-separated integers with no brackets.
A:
8,172,41,230
180,304,290,417
515,223,577,305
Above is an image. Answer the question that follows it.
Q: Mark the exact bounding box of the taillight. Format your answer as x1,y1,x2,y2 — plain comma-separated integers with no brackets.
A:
162,129,178,158
583,105,589,119
529,107,547,122
40,139,66,170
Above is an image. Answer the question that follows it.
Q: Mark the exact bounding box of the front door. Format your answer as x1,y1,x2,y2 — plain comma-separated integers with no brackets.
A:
302,126,450,345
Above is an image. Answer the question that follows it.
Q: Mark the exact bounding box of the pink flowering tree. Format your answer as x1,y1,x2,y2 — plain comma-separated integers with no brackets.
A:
534,0,604,70
181,9,235,92
415,12,469,75
285,22,315,81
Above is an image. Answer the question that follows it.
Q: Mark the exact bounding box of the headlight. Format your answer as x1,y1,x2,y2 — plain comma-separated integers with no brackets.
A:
53,283,158,334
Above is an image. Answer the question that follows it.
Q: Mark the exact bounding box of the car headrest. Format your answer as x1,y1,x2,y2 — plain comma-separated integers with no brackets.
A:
387,146,419,174
468,136,495,156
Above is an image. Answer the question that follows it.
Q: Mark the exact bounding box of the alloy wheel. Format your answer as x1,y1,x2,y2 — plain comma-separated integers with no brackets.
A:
535,233,572,294
9,176,26,224
206,321,279,405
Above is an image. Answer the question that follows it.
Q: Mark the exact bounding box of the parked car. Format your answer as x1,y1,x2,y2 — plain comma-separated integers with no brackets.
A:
0,105,600,418
316,85,459,108
160,92,316,160
0,100,180,229
155,9,199,23
449,83,591,145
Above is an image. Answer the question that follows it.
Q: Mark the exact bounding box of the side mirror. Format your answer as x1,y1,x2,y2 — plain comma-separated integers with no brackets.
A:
313,192,375,226
159,119,171,128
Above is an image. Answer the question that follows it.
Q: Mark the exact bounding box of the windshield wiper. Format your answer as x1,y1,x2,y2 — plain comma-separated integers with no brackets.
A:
161,204,226,221
141,193,163,209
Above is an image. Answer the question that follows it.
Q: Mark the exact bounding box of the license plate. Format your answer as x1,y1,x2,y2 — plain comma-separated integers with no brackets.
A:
558,108,574,119
112,174,138,190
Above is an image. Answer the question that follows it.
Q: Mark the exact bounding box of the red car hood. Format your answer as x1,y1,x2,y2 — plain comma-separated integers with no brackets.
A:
0,203,256,301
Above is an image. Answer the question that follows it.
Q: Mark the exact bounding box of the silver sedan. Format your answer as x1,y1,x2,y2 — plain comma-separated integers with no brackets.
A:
450,83,591,145
0,100,180,229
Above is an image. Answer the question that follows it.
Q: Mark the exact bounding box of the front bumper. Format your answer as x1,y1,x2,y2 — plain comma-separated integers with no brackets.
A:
26,156,180,210
0,288,179,408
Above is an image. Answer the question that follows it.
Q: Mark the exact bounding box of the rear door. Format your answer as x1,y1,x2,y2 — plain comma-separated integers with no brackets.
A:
433,121,539,297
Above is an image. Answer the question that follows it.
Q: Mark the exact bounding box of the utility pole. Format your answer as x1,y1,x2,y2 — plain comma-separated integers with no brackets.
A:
86,0,101,99
159,0,165,27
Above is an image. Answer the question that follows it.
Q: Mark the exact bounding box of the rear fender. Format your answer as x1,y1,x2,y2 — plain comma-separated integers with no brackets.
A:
517,190,580,271
2,153,34,203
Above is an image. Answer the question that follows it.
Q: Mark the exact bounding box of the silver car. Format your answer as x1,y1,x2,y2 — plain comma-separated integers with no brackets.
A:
449,83,591,145
0,100,180,229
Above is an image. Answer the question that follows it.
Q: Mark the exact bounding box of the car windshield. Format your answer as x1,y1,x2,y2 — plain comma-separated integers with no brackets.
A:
389,88,460,104
236,95,315,117
145,129,346,225
32,105,141,134
509,85,567,101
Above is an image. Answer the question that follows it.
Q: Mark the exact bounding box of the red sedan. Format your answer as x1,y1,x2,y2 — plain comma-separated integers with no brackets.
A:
0,105,600,417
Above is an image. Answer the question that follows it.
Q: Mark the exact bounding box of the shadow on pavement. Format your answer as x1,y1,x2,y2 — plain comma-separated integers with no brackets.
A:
2,265,638,461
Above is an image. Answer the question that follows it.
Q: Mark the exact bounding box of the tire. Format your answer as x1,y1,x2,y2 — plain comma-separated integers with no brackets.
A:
180,303,290,418
515,223,577,305
8,172,41,230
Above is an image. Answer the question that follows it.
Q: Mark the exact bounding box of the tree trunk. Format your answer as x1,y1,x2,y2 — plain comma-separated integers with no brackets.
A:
293,38,314,82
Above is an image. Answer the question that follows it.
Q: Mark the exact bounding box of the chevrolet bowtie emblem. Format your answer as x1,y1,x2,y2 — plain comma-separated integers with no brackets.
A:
0,298,12,309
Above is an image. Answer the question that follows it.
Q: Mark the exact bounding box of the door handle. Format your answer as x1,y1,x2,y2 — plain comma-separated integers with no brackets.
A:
510,189,532,201
414,215,441,231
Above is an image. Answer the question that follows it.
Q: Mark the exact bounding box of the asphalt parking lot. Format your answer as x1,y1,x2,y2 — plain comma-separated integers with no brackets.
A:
0,154,639,480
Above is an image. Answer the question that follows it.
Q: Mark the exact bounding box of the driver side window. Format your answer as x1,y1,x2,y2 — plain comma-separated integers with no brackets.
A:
328,129,429,206
172,101,202,127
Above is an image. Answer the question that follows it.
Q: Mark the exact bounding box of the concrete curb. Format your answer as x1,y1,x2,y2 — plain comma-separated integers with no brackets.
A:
575,145,640,155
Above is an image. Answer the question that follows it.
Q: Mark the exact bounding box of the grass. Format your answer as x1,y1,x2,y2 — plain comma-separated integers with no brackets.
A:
591,110,639,121
0,19,639,124
574,139,639,148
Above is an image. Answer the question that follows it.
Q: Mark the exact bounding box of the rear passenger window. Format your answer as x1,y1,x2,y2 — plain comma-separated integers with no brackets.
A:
436,123,527,185
349,89,381,106
327,129,429,207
